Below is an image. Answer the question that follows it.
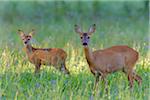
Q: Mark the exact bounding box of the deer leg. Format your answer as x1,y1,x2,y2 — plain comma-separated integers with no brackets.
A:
60,63,70,75
35,63,41,74
93,73,100,90
34,59,41,74
101,75,108,93
92,73,100,95
128,73,134,89
124,65,135,89
133,72,142,85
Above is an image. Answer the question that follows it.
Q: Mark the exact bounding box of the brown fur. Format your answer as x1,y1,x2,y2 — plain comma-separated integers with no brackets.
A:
18,30,69,74
75,24,142,89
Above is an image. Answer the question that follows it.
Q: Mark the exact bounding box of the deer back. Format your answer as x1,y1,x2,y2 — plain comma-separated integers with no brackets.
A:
91,45,138,73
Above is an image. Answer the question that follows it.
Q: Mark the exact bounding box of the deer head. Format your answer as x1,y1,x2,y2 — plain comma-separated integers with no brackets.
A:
75,24,96,46
17,29,35,45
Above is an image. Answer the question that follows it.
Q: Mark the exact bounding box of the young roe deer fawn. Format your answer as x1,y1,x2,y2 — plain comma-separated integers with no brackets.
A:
75,24,142,89
17,29,70,74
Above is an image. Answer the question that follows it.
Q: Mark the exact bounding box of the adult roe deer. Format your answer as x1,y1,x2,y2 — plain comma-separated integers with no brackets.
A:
17,29,70,74
75,24,142,89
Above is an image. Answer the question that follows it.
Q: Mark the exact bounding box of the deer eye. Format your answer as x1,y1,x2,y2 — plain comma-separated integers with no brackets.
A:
28,39,30,40
88,37,90,39
80,37,83,39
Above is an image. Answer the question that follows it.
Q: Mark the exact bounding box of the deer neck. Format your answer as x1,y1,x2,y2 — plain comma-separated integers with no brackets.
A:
25,44,33,55
84,46,94,66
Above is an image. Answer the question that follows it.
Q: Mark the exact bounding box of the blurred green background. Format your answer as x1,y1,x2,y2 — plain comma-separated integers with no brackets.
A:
0,1,149,23
0,1,148,48
0,1,149,99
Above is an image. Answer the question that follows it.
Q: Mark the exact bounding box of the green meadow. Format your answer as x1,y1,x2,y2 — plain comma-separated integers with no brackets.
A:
0,1,149,100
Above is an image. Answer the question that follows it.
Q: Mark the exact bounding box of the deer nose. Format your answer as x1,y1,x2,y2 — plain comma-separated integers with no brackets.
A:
24,41,27,44
83,43,87,45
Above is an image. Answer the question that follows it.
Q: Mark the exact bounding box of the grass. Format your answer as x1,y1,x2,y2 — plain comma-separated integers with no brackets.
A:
0,18,149,100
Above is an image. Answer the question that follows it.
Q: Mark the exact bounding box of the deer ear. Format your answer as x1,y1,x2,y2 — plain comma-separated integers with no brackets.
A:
29,29,35,36
74,24,82,35
18,29,25,37
88,24,96,35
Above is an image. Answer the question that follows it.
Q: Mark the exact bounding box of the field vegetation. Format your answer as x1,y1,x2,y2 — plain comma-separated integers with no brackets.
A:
0,1,149,100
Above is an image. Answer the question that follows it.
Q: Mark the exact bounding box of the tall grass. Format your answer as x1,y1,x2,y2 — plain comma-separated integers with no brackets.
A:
0,18,149,100
0,1,149,100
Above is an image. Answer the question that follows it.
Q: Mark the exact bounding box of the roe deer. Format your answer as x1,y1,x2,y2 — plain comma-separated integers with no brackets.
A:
75,24,142,89
17,29,69,74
